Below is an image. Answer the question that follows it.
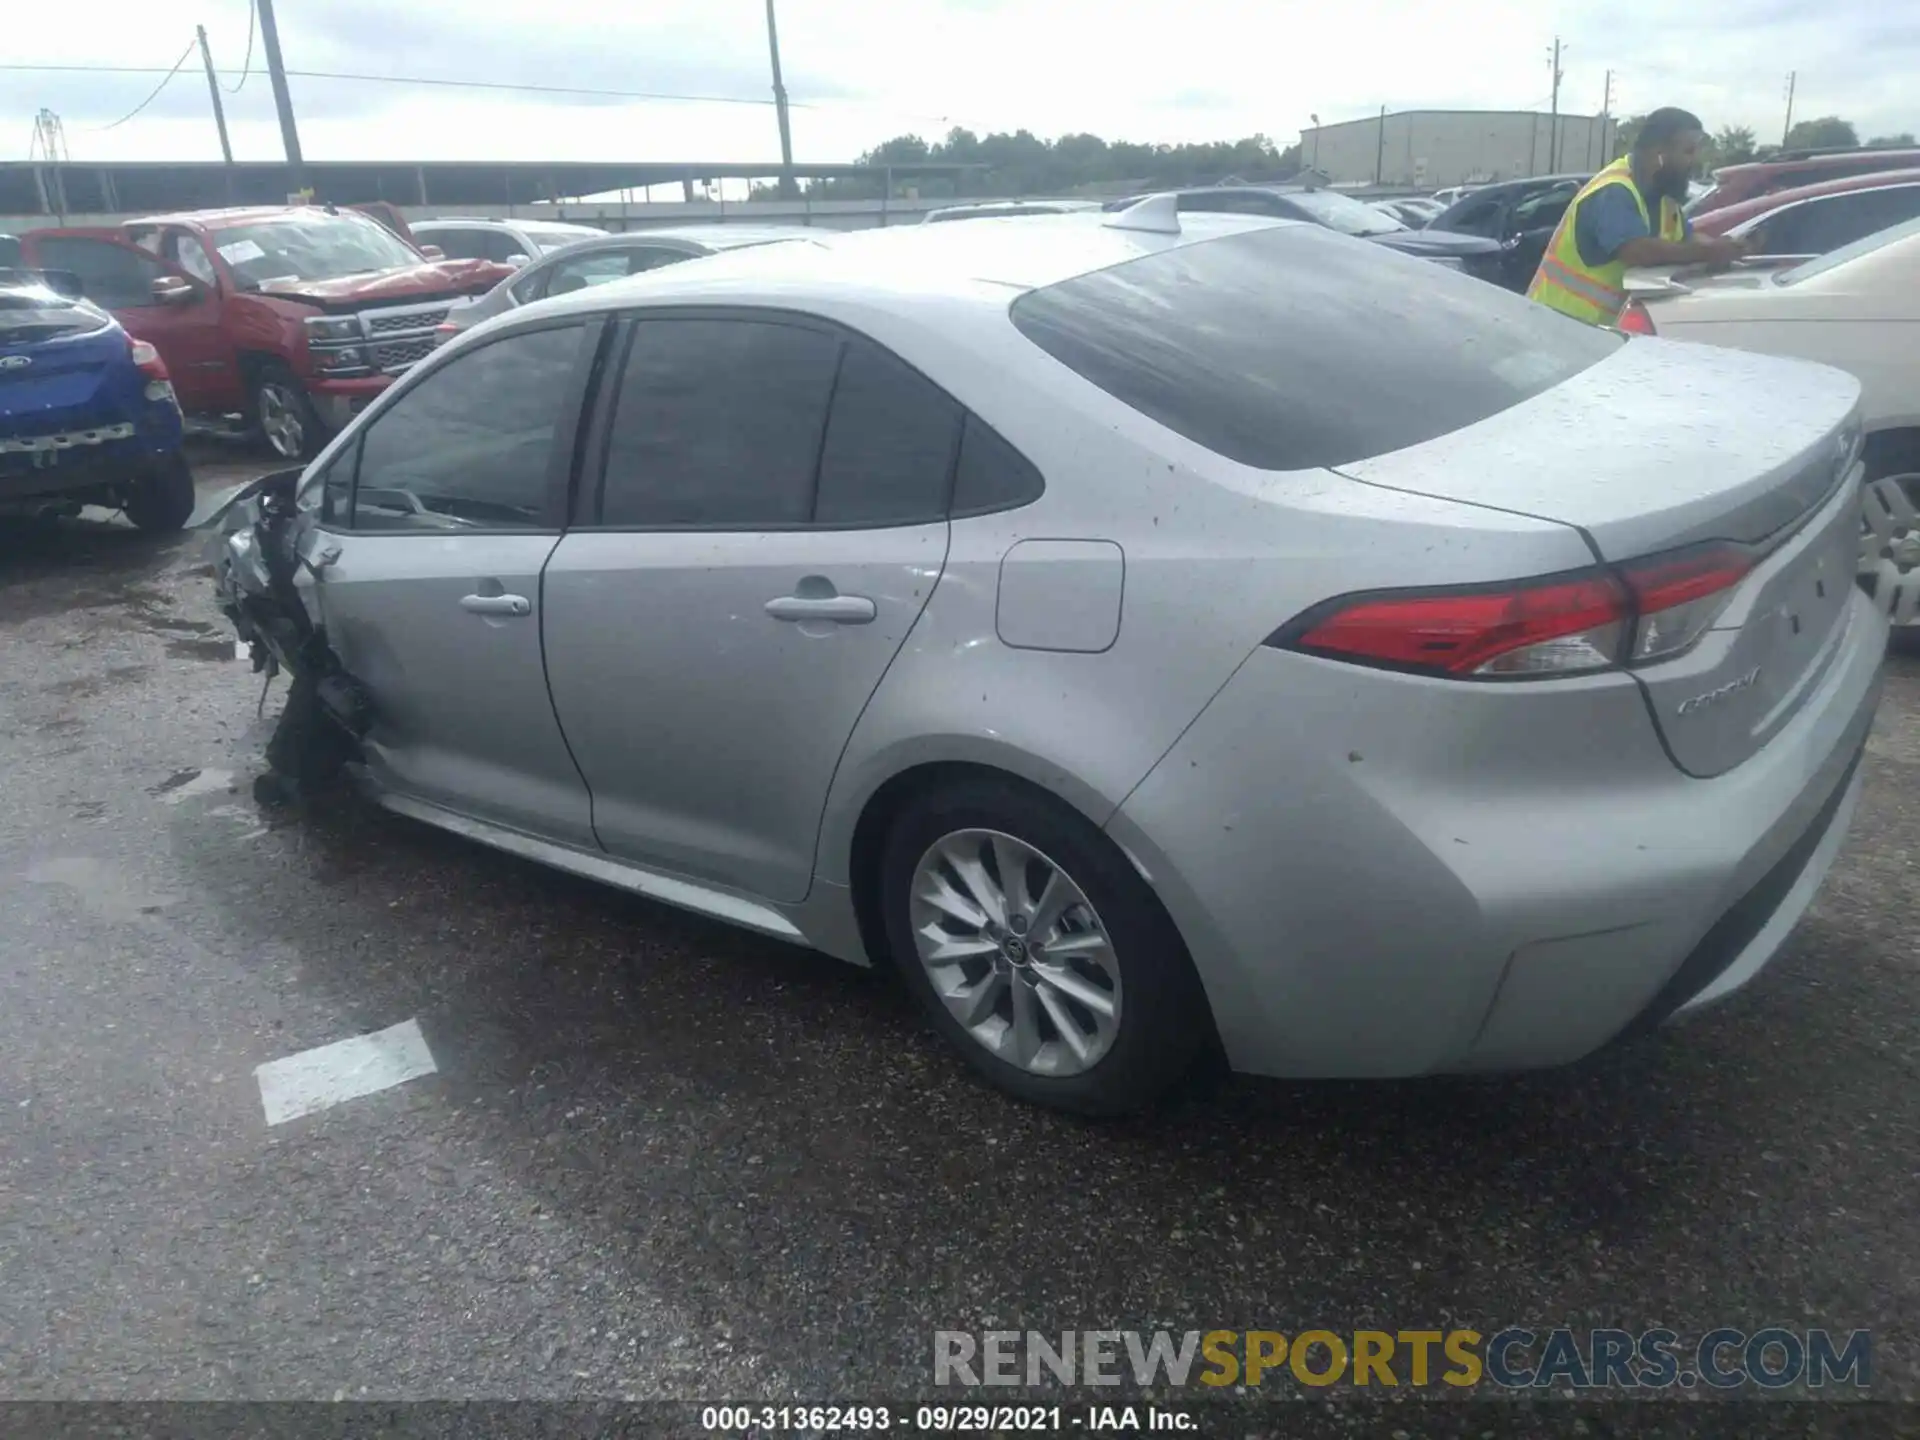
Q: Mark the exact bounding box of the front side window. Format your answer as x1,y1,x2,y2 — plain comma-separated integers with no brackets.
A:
1011,223,1620,472
171,232,218,286
345,324,585,531
1510,183,1578,232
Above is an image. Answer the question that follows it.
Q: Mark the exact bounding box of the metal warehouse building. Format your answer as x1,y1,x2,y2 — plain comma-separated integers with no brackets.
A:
1299,110,1618,189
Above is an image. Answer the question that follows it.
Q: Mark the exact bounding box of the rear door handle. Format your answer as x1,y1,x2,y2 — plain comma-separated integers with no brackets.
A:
764,595,877,624
460,593,532,617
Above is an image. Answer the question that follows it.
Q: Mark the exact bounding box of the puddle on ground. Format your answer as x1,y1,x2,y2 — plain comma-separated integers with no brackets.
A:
22,856,176,922
40,664,151,698
149,767,235,805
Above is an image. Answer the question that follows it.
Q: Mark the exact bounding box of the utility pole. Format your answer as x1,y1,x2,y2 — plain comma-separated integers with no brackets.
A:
1597,69,1612,166
1546,37,1565,172
763,0,797,199
196,25,236,181
1782,71,1797,148
254,0,307,196
1374,105,1386,185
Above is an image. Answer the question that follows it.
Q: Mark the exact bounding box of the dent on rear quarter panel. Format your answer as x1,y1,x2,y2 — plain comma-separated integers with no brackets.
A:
805,347,1597,891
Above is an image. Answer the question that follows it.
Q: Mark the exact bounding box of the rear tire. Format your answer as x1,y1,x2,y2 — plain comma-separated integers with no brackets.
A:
123,452,197,533
252,363,322,461
879,776,1211,1116
1858,436,1920,629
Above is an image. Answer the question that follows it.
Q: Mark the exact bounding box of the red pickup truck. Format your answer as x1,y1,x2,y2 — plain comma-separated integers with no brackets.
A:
18,205,512,459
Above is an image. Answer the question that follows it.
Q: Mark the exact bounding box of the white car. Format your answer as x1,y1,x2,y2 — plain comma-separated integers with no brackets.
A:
1625,216,1920,624
411,217,608,268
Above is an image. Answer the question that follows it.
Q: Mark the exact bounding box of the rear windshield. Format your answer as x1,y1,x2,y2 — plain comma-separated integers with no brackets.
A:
0,282,110,341
1008,224,1621,471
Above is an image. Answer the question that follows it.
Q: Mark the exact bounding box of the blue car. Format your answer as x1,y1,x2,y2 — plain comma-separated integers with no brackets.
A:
1,266,196,531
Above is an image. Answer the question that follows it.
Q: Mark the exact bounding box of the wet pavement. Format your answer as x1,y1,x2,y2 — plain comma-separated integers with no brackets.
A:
2,447,1917,1414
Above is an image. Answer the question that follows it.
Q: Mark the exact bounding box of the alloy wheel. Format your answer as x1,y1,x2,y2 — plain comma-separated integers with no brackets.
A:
258,383,306,460
1860,472,1920,627
909,828,1122,1077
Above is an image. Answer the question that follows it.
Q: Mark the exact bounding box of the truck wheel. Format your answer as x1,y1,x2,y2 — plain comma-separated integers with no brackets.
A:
252,364,321,461
123,452,198,533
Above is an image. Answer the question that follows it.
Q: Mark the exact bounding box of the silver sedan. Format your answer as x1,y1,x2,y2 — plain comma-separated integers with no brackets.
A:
435,225,826,343
216,200,1885,1115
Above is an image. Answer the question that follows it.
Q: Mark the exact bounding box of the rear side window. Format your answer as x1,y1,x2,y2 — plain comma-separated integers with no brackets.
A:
952,417,1045,516
29,238,164,309
595,316,1038,529
600,318,841,527
813,342,961,526
1010,224,1620,471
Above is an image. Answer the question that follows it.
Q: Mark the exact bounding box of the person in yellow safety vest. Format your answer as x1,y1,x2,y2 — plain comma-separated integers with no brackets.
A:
1528,107,1749,326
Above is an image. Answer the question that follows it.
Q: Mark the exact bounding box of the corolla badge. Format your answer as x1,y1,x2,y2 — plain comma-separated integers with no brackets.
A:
0,355,31,371
1676,667,1762,716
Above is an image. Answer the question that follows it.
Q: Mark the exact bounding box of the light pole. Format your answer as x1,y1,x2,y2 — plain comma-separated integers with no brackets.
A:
1309,113,1320,172
764,0,797,199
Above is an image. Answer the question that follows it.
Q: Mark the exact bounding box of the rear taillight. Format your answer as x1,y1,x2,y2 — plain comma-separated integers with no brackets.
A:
1616,300,1656,335
129,338,177,405
1271,541,1756,680
1620,542,1755,662
129,338,169,379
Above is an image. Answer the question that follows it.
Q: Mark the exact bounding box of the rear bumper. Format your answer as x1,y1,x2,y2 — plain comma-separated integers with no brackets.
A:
0,402,183,506
1106,588,1887,1079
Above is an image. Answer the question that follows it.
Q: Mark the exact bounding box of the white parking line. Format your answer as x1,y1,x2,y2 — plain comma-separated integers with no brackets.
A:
254,1018,438,1127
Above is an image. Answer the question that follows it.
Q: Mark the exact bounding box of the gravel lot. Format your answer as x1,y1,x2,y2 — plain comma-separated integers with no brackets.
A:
2,446,1915,1430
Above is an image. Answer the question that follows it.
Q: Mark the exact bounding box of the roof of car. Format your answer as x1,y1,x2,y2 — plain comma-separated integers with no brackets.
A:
523,209,1296,319
1712,147,1920,179
1703,167,1920,232
415,216,603,230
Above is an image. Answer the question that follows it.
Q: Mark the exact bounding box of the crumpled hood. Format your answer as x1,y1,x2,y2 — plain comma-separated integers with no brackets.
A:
257,259,506,308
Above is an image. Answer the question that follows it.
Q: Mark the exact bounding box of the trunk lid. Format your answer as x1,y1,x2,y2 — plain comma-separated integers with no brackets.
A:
0,312,128,439
1336,337,1866,778
1333,336,1861,560
1633,464,1864,776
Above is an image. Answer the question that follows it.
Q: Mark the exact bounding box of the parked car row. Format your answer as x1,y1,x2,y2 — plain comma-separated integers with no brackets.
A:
208,197,1886,1117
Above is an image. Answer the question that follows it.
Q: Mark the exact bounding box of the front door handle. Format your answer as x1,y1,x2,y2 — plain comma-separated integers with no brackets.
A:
764,594,877,625
460,593,532,617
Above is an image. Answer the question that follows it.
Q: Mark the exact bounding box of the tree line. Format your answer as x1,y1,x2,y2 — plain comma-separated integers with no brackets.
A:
749,115,1915,202
752,127,1303,201
1614,114,1916,173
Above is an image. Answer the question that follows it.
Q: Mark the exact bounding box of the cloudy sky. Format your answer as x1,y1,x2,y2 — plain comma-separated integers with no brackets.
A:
5,0,1915,173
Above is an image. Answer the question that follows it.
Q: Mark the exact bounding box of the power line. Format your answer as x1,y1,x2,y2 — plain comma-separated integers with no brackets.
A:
2,57,952,123
90,41,197,131
224,0,257,94
4,60,810,110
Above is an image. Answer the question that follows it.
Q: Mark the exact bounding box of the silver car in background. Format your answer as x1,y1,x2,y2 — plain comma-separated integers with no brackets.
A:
215,201,1884,1115
436,225,827,343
